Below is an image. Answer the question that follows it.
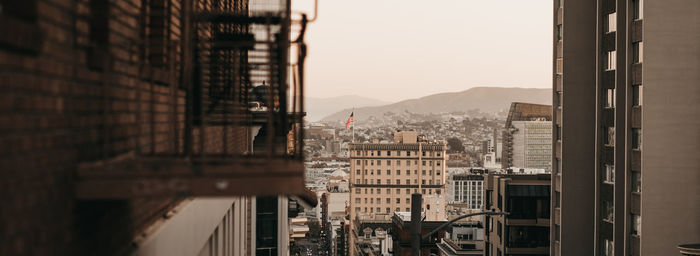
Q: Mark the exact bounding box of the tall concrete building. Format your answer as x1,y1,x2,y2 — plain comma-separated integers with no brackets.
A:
348,131,448,255
502,102,553,172
552,0,700,255
551,0,598,255
483,172,551,256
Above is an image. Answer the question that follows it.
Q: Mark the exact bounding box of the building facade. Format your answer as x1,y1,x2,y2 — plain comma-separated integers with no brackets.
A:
551,0,598,255
502,103,553,172
483,173,551,256
348,131,448,255
553,0,700,256
450,174,484,210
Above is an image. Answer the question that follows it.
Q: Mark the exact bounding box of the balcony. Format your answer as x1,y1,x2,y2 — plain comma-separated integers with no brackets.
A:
75,1,308,199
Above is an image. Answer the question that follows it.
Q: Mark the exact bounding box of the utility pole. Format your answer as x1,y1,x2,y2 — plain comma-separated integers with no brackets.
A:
409,193,508,255
410,193,422,256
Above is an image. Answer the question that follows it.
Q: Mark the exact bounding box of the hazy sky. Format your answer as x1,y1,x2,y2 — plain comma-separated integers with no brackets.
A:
293,0,553,102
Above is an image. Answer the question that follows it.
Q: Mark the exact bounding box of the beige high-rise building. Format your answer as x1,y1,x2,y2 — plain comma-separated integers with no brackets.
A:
552,0,700,256
348,131,447,255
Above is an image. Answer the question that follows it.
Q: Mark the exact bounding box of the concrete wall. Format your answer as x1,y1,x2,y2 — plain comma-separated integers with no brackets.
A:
552,0,598,255
641,0,700,254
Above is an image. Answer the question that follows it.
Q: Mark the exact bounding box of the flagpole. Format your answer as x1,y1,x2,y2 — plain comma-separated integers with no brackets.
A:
351,108,355,143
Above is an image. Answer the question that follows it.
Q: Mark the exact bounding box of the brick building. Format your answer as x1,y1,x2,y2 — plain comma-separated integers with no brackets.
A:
0,0,311,255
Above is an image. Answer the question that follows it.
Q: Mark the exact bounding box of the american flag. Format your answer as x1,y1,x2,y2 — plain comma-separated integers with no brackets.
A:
346,112,354,130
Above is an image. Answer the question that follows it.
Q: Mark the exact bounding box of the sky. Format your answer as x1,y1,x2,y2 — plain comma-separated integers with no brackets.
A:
292,0,554,102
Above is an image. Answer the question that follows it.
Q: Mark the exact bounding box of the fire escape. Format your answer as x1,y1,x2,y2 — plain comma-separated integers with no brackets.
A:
76,0,309,198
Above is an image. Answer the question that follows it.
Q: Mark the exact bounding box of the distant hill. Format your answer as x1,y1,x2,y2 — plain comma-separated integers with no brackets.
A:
321,87,551,122
305,95,391,121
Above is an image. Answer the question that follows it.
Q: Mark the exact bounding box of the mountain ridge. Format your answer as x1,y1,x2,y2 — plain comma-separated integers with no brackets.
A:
320,87,551,122
305,95,391,121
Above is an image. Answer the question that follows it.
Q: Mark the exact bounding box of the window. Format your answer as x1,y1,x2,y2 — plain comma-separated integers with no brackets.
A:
436,189,441,194
605,51,617,71
422,179,426,185
386,207,390,213
557,24,562,41
406,198,410,204
406,179,410,184
386,160,391,165
356,170,360,175
604,13,617,33
370,160,374,166
556,58,563,74
396,198,400,204
356,160,361,165
396,207,400,212
606,89,616,108
396,179,400,184
633,42,643,63
604,164,615,184
406,208,410,211
387,189,391,194
386,198,390,204
436,170,441,175
632,85,643,106
422,151,426,156
364,207,368,212
356,179,360,184
356,188,361,194
370,170,373,175
397,170,401,175
397,160,401,166
355,198,361,203
370,198,373,203
606,127,615,146
387,151,391,156
632,0,643,20
604,200,614,222
437,180,441,185
377,170,381,175
422,161,426,166
377,189,381,194
387,170,391,175
406,189,410,194
386,179,390,184
437,152,441,157
396,189,400,194
632,172,641,192
422,170,426,175
429,180,433,185
632,129,642,149
631,215,641,235
406,160,411,166
603,239,614,256
429,170,433,175
376,179,381,184
556,125,562,141
406,151,411,156
436,161,441,166
364,170,367,175
556,92,563,107
377,151,381,156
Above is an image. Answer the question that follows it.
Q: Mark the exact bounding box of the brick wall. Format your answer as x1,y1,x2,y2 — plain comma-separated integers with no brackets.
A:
0,0,245,254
